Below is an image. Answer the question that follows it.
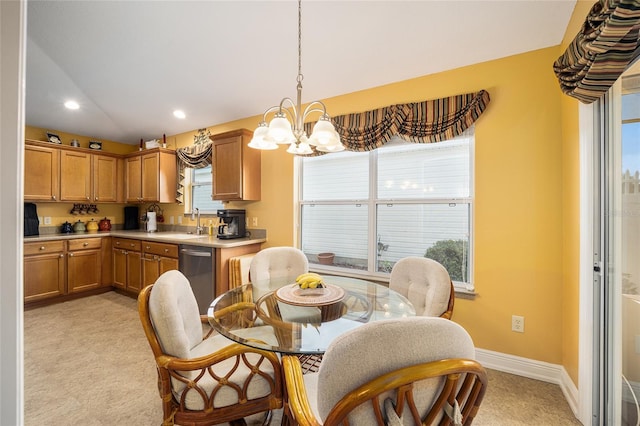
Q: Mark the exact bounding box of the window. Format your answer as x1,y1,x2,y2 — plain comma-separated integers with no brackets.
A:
298,131,473,291
184,166,224,214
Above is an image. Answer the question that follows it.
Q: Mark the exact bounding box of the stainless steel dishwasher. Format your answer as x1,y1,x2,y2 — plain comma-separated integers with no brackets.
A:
178,245,215,314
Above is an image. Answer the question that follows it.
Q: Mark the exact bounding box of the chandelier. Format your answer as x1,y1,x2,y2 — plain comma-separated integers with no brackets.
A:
248,0,344,155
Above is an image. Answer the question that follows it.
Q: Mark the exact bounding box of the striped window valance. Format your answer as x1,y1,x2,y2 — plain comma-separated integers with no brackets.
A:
304,90,490,152
175,129,213,204
554,0,640,104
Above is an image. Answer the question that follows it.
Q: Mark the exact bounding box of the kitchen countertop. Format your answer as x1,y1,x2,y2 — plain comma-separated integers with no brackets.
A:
24,230,266,249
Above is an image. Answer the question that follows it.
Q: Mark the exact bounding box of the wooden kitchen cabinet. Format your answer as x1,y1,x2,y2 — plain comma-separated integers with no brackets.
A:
24,241,65,303
67,238,102,293
125,148,176,203
25,140,123,203
92,154,121,202
112,238,143,294
141,241,179,287
24,143,60,201
210,129,261,201
60,150,92,201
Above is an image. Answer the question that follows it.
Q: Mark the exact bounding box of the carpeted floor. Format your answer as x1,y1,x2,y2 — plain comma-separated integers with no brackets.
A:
24,291,581,425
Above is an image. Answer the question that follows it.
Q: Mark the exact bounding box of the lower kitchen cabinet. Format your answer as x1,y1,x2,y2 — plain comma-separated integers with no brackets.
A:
67,238,102,293
112,238,142,294
24,237,107,305
24,241,66,303
141,241,179,287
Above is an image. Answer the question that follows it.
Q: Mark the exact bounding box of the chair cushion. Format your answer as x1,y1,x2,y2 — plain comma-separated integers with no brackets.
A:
149,270,203,359
315,317,475,422
249,246,309,282
389,257,452,317
173,333,277,410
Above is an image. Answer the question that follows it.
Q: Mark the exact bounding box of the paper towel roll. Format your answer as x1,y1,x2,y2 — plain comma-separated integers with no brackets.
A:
146,211,157,232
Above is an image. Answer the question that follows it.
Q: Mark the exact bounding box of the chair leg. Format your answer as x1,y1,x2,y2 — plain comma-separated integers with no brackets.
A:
229,419,247,426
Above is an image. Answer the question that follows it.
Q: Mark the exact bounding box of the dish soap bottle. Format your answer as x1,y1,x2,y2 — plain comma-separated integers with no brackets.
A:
208,220,213,236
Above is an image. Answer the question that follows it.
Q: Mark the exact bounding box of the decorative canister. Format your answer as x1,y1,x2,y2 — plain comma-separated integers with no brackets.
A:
60,221,73,233
73,220,86,233
86,218,99,232
98,217,111,231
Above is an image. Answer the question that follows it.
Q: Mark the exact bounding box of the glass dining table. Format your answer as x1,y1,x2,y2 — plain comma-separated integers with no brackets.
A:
207,275,415,355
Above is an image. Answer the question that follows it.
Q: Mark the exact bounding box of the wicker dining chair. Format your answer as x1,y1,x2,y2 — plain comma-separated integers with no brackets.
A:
249,246,309,283
389,257,455,319
282,317,487,426
138,270,283,426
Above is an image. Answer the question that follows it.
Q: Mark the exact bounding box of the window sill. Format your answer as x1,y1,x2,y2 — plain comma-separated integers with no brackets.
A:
310,266,477,299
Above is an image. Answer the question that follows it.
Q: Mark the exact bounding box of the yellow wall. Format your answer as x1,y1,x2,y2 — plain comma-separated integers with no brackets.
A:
560,0,594,387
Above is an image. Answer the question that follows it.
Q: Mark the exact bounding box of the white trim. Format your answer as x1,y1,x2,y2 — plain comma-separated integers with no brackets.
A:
578,101,595,426
475,349,580,419
0,0,26,423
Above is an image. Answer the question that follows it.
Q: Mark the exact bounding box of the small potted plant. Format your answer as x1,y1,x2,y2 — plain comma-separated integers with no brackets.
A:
317,252,335,265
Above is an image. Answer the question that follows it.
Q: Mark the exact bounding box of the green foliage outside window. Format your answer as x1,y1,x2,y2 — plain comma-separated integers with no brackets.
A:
425,239,468,282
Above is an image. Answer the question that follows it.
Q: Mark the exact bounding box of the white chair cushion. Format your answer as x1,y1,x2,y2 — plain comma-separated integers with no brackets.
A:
315,317,475,423
149,270,203,359
389,257,452,317
249,246,309,283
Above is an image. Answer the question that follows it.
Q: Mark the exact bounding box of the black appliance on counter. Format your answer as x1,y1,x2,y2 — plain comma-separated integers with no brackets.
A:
24,203,39,236
217,209,246,239
124,206,139,230
179,245,215,314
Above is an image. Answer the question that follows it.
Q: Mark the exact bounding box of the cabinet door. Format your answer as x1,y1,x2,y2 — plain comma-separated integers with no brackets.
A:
142,253,160,288
126,250,143,293
24,252,65,303
125,156,142,202
113,249,127,289
159,256,179,276
67,249,101,293
141,152,159,202
24,144,59,201
93,154,118,202
60,150,92,201
213,136,242,200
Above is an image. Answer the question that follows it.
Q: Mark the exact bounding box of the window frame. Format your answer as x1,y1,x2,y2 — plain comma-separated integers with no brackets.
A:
183,165,224,216
296,132,475,293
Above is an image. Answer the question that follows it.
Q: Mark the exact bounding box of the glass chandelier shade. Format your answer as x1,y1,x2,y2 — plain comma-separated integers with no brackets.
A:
249,0,344,155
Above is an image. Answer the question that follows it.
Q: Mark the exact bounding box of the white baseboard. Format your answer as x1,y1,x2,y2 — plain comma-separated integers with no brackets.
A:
476,348,580,418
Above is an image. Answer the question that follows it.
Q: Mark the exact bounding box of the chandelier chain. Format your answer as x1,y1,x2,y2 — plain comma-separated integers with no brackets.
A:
298,0,302,80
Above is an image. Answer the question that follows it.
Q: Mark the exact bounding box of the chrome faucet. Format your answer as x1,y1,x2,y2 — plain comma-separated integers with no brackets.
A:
192,208,205,235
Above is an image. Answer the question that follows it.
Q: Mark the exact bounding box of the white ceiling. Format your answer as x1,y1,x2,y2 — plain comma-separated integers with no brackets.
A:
26,0,578,145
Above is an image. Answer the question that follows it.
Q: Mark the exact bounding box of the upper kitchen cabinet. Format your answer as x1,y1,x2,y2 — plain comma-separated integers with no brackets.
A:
210,129,261,201
25,140,122,203
24,142,60,201
125,148,177,203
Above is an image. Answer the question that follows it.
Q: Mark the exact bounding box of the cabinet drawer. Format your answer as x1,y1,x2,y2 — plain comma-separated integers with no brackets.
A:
24,240,65,256
67,237,102,251
112,238,141,251
143,241,178,258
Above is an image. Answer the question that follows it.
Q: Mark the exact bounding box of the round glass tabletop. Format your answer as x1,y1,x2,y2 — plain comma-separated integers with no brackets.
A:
207,275,415,354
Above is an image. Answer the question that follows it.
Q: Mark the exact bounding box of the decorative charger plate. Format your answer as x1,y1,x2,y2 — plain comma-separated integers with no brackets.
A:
275,283,345,307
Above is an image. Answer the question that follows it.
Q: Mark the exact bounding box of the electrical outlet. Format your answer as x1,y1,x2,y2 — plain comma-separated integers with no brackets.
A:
253,217,258,227
44,216,52,225
512,315,525,333
177,216,182,224
169,216,174,225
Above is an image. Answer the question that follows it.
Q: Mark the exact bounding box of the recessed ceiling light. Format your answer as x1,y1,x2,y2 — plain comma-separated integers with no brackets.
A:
173,110,186,119
64,100,79,110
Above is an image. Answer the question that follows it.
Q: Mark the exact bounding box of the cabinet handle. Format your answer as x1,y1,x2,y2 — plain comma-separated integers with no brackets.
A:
95,197,99,201
146,246,151,250
68,253,74,257
130,243,135,247
86,196,90,201
39,246,45,251
115,241,120,246
59,254,64,258
83,242,89,246
164,248,169,253
51,195,56,201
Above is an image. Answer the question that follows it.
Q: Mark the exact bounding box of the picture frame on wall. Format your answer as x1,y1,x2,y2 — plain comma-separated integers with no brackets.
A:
46,132,61,144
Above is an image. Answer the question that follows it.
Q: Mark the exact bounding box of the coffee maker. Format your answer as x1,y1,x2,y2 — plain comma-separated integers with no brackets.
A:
217,209,246,239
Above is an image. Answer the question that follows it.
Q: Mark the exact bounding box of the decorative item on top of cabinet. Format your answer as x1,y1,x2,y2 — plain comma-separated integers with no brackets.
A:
210,129,261,201
124,148,176,203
